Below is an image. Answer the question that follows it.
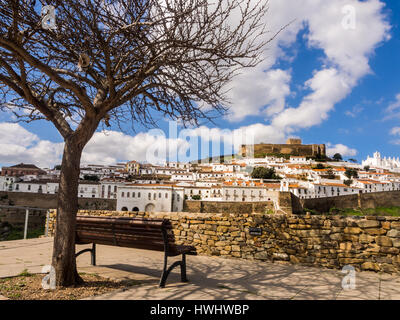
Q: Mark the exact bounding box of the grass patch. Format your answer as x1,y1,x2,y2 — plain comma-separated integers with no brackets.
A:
322,206,400,217
18,269,33,277
4,225,45,241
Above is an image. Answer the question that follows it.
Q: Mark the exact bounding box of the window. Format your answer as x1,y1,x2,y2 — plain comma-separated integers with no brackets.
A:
138,192,141,198
159,193,161,198
28,185,31,191
127,192,130,197
132,192,135,198
121,192,125,197
165,193,168,198
148,193,151,200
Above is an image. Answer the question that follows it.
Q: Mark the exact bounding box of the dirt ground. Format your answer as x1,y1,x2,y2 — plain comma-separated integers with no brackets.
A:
0,271,140,300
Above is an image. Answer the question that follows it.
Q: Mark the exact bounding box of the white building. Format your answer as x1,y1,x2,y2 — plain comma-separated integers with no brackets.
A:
117,184,185,212
222,181,280,202
78,181,101,198
362,151,400,172
289,156,311,164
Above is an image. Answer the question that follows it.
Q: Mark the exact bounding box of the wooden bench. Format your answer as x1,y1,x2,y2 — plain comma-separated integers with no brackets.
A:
74,215,197,288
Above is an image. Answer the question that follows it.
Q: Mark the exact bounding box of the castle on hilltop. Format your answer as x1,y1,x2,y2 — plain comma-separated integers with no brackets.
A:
239,138,326,159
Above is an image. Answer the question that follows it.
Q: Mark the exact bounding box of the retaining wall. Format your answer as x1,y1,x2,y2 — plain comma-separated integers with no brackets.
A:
48,210,400,274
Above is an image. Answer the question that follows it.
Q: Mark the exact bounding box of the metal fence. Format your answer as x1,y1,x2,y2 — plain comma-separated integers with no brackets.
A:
0,205,50,240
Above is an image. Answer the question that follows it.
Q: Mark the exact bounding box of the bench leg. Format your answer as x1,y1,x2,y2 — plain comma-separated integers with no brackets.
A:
181,254,188,283
75,243,96,266
91,243,96,266
159,254,188,288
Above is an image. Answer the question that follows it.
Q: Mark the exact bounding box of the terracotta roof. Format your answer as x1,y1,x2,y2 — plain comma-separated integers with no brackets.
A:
7,163,42,169
314,182,352,188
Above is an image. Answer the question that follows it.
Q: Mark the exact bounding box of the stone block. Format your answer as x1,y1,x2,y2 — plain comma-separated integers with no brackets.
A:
344,227,362,234
272,252,289,261
387,229,400,238
375,236,392,247
364,228,386,235
391,222,400,230
361,262,380,271
359,234,374,243
357,220,380,228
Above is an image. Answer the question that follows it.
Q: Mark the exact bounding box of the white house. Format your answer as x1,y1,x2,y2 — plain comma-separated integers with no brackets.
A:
289,156,310,164
78,181,101,198
117,184,185,212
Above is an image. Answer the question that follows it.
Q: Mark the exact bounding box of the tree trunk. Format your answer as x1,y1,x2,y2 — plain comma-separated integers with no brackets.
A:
51,136,84,287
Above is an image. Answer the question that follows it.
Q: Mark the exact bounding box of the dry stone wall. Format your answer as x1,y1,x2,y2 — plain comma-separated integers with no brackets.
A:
0,191,116,210
183,200,274,214
47,210,400,274
301,190,400,213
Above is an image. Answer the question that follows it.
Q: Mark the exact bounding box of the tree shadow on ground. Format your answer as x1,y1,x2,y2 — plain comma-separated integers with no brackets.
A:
94,257,387,300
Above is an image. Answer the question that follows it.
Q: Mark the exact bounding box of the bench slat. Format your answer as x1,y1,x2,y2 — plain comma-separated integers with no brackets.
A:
76,225,171,235
76,224,172,235
76,231,168,244
77,216,167,227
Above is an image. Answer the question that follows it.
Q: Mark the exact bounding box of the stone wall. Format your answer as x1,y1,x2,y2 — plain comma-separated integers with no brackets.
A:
240,143,326,158
0,207,46,229
0,191,116,210
183,200,274,214
47,210,400,274
301,191,400,214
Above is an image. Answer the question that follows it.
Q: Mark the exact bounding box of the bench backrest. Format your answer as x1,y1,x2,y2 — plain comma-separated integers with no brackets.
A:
75,215,175,252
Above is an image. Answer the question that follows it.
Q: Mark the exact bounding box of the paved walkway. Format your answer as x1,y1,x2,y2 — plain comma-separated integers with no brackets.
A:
0,237,399,300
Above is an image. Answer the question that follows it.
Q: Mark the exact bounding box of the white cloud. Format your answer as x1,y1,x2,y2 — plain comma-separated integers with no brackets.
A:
224,0,390,136
384,93,400,120
0,122,287,167
390,127,400,136
0,123,63,167
82,130,190,165
345,105,364,118
326,143,358,157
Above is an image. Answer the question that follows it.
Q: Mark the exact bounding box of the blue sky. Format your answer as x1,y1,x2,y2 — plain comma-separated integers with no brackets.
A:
1,0,400,167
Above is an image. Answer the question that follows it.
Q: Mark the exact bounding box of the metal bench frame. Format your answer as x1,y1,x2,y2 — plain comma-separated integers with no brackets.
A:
75,218,194,288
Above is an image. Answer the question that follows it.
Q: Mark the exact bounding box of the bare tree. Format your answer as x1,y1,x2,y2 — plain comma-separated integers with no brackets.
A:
0,0,277,286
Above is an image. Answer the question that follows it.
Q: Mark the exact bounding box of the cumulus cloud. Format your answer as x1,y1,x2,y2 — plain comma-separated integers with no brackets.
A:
0,122,287,167
0,123,63,167
326,143,358,157
225,0,390,136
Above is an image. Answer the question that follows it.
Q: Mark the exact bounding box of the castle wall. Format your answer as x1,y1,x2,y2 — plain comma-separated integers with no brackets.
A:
240,143,326,158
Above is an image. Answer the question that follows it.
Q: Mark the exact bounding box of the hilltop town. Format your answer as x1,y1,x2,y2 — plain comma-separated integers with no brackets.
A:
1,139,399,213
